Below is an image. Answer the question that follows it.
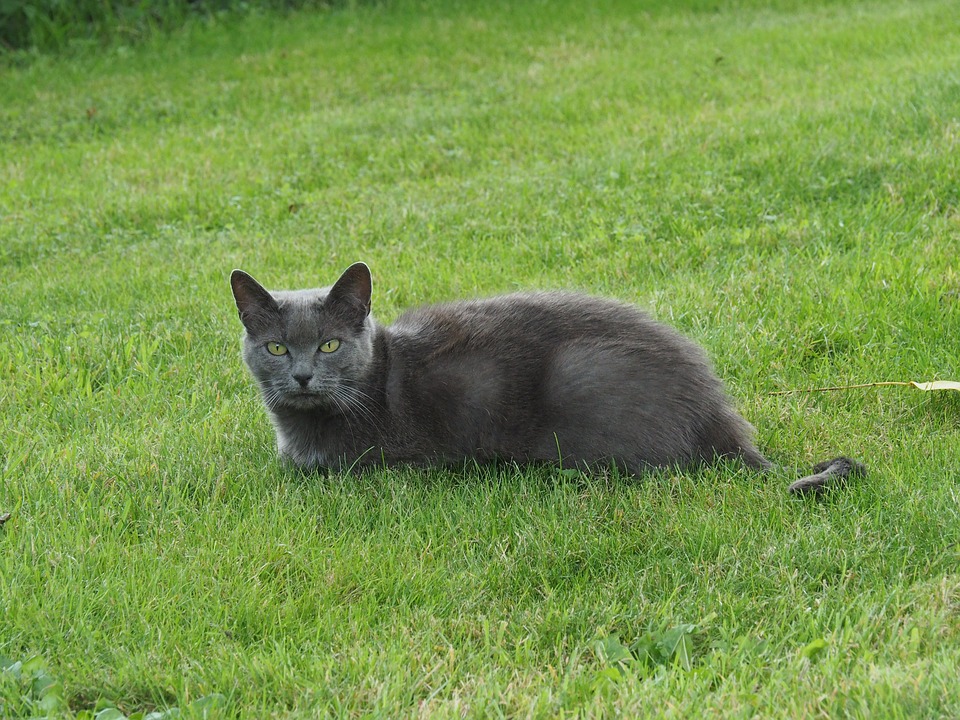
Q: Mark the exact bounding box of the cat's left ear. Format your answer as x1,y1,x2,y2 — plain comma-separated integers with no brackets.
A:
327,262,372,323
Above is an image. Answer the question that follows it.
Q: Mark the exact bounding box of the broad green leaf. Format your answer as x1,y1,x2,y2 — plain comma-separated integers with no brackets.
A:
801,638,829,661
189,693,226,717
21,655,45,674
659,624,697,658
594,635,633,665
39,688,66,713
143,711,181,720
673,633,694,671
699,611,718,626
31,670,57,697
631,633,662,667
591,666,623,690
96,708,128,720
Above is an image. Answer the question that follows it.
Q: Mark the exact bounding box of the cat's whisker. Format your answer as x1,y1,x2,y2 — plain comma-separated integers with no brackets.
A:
327,385,362,434
342,383,382,410
337,384,381,428
259,385,286,411
332,385,372,426
336,383,371,408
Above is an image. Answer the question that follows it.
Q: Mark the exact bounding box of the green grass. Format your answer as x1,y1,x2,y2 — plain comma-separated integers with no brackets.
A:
0,0,330,54
2,0,960,716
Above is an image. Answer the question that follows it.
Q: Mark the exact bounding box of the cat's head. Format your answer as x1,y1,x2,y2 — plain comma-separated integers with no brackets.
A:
230,262,376,412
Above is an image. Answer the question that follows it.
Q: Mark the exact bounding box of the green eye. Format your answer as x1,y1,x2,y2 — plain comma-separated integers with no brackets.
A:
266,342,288,356
319,339,340,353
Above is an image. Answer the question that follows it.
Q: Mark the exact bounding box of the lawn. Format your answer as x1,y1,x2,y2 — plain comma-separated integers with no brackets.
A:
1,0,959,717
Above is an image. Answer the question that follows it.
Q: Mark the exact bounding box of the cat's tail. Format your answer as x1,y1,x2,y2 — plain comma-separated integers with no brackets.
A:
788,457,867,496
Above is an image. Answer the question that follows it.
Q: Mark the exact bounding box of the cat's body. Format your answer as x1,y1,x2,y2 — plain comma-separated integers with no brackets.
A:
231,263,862,493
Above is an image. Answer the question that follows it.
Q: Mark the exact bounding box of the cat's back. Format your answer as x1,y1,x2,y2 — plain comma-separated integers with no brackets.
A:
378,290,742,469
388,291,688,352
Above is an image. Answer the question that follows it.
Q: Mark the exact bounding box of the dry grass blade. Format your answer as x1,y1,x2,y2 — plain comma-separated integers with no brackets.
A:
908,381,960,392
768,380,960,396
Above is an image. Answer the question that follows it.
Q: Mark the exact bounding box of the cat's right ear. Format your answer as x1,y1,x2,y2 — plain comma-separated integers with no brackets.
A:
231,270,280,335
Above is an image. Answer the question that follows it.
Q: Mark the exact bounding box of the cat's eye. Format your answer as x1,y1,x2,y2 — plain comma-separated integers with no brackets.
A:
266,342,288,356
319,339,340,353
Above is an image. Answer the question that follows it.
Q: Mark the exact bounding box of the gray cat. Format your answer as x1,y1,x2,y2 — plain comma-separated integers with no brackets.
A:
230,262,863,494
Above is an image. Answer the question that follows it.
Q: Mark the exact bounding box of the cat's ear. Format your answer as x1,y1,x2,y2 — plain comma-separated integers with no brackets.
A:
327,262,372,323
231,270,280,334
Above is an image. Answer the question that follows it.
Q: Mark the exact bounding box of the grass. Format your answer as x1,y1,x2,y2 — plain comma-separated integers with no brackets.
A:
0,0,325,53
2,0,960,716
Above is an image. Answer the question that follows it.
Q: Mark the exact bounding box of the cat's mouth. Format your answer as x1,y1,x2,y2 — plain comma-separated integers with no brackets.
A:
280,388,333,409
260,380,340,412
290,388,323,399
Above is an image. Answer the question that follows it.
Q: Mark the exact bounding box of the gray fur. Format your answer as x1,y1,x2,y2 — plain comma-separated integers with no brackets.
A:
230,262,861,492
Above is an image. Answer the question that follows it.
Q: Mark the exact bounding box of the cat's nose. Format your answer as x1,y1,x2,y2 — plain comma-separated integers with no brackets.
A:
292,372,313,388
